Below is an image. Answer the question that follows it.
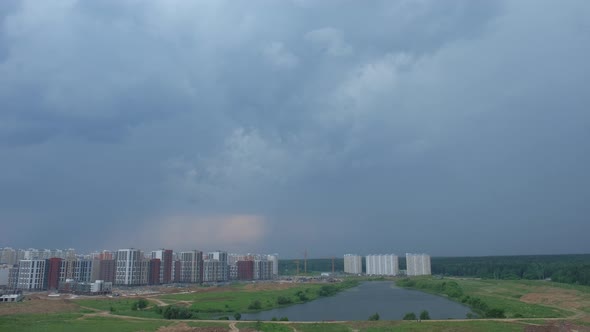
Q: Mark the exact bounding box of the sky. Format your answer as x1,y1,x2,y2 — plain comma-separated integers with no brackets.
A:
1,0,589,258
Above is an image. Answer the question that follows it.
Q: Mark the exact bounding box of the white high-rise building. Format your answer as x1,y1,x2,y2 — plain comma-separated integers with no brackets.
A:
366,254,398,276
406,253,431,276
115,249,144,285
204,251,228,282
267,254,279,277
17,260,47,290
344,254,362,274
253,260,273,280
179,250,203,283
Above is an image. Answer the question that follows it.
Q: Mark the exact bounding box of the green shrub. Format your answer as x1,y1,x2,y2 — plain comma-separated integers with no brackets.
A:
419,310,430,320
248,300,262,310
277,296,292,305
368,312,380,321
403,312,416,320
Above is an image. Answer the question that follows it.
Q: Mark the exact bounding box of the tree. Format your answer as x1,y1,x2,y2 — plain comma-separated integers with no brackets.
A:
248,300,262,310
403,312,417,320
295,290,309,301
279,317,289,321
277,296,293,305
368,312,380,321
234,312,241,321
419,310,430,320
485,308,506,318
137,298,149,310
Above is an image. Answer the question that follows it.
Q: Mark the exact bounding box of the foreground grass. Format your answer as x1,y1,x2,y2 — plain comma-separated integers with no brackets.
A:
0,310,577,332
396,277,576,318
357,320,527,332
75,298,162,319
236,320,530,332
0,313,171,332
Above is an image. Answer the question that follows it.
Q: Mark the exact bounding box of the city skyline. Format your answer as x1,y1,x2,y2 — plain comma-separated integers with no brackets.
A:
1,246,280,291
1,1,589,257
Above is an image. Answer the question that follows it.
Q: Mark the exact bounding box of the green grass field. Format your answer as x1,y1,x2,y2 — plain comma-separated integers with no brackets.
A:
159,285,321,312
356,320,527,332
2,278,589,331
0,313,172,332
456,278,584,318
396,277,583,318
235,320,530,332
75,297,164,319
153,280,357,318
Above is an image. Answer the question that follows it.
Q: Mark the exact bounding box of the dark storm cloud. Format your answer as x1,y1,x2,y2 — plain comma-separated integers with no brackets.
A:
0,0,589,256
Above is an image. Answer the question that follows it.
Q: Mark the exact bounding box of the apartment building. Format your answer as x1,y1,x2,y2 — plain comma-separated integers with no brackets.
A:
16,260,47,290
365,254,398,276
115,249,144,286
344,254,363,274
179,250,203,283
406,253,431,276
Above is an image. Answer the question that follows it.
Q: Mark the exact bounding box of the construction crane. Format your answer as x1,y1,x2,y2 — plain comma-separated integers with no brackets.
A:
295,260,300,275
332,256,335,274
304,249,308,274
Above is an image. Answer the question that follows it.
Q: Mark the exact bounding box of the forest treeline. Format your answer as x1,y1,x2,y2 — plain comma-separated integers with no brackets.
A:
431,254,590,285
279,254,590,286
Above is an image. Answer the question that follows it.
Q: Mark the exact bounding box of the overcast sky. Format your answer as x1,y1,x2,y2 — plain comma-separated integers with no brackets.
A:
1,0,589,258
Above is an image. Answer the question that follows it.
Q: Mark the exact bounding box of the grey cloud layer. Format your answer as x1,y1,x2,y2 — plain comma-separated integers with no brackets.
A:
1,0,589,256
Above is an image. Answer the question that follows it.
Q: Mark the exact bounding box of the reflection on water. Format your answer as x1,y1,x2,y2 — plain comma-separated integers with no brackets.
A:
242,281,472,321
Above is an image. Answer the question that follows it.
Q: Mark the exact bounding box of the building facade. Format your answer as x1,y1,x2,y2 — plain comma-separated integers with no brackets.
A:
344,254,363,274
365,254,398,276
405,253,431,276
148,258,161,285
115,249,144,286
16,260,47,290
179,251,203,283
237,260,254,280
203,251,228,282
253,260,273,280
267,254,279,277
99,259,115,283
46,258,62,290
151,249,173,284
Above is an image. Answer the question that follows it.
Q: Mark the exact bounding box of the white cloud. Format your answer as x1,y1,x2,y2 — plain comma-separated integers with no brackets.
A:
316,52,415,129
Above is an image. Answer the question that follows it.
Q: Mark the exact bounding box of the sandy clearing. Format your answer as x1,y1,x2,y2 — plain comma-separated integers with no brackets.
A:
0,298,80,316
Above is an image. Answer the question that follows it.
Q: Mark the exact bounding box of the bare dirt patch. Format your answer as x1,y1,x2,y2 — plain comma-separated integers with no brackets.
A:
520,288,584,309
156,322,229,332
524,321,590,332
242,282,301,292
0,298,80,316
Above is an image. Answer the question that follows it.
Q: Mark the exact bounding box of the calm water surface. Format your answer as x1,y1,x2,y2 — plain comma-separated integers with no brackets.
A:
242,281,472,321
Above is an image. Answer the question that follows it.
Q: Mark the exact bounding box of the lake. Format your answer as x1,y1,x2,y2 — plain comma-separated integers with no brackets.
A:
241,281,472,321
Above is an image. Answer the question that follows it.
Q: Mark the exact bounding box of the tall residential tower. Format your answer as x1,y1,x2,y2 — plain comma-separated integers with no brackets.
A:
406,253,431,276
343,254,362,274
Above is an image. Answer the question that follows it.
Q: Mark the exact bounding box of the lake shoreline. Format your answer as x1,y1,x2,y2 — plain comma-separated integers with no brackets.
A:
241,280,472,321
